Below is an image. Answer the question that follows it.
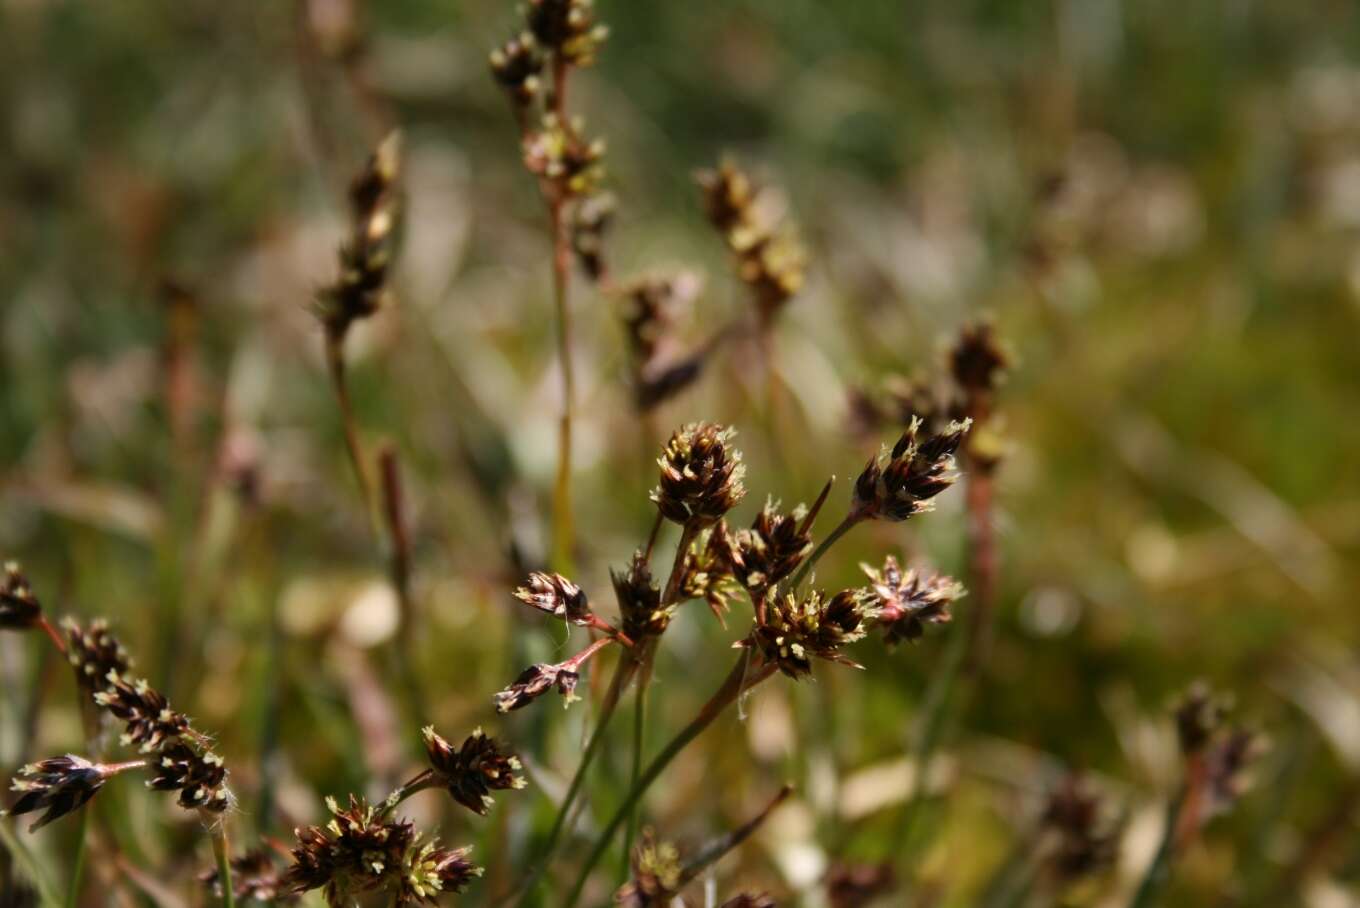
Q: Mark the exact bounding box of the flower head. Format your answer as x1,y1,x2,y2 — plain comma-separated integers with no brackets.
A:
284,796,418,903
861,556,965,646
746,589,872,679
489,32,543,111
716,497,820,597
93,673,190,752
852,417,970,522
678,530,739,626
0,561,41,631
524,0,609,66
613,829,681,907
64,617,132,698
613,552,671,641
572,192,615,282
421,726,526,816
950,321,1011,397
1039,776,1120,882
147,741,230,813
6,755,116,831
652,423,746,526
398,837,482,904
494,660,581,713
523,113,605,200
1173,682,1230,756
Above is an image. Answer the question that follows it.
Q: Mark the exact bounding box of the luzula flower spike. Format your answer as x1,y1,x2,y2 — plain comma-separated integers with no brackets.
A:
513,571,629,642
94,673,191,753
494,659,580,713
147,741,230,813
652,423,746,527
1040,776,1120,883
0,561,40,630
744,589,873,679
861,556,965,646
613,551,670,641
717,492,827,598
613,829,682,908
522,113,606,200
489,32,544,113
950,320,1011,397
63,616,131,697
399,837,482,904
421,726,526,816
7,756,117,831
524,0,609,67
851,416,971,522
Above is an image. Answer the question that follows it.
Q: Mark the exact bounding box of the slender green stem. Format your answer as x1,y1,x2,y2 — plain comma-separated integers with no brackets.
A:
620,665,651,877
325,334,379,536
65,810,89,908
511,658,635,907
212,825,235,908
1128,783,1188,908
379,769,437,819
564,653,777,908
790,512,861,590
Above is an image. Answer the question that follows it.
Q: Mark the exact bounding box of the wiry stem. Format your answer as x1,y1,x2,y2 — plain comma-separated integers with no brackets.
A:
790,511,862,590
547,57,577,574
379,447,429,729
564,651,778,908
212,824,236,908
1128,782,1189,908
36,616,67,656
66,810,89,908
324,333,378,534
674,784,792,890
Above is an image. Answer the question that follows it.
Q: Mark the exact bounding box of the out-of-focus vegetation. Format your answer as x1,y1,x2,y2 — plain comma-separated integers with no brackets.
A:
2,0,1359,906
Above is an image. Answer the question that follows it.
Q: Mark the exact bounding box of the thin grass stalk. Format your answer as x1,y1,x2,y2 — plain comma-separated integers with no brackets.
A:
673,784,792,890
64,810,89,908
324,334,378,535
211,825,235,908
1127,783,1189,908
547,58,577,574
564,653,778,908
790,512,860,590
379,447,429,729
620,660,651,879
0,819,61,908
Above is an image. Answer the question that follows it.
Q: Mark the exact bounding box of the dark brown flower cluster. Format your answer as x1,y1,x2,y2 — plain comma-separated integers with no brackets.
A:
696,159,805,324
489,32,544,114
1174,683,1263,821
284,796,481,906
6,756,126,831
746,589,872,679
572,192,615,282
0,561,40,630
421,726,526,816
524,0,609,67
93,672,230,813
613,552,672,641
653,423,747,527
316,131,402,344
950,321,1011,398
860,556,965,646
715,497,820,599
63,616,132,697
678,531,739,625
514,570,627,641
494,656,584,713
851,416,971,522
522,113,606,201
201,849,297,904
618,274,715,411
1039,776,1120,883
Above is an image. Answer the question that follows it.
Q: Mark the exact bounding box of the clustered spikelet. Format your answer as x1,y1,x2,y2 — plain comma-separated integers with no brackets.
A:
1174,682,1230,756
851,416,971,522
95,673,192,753
1173,684,1263,822
860,556,965,646
613,829,681,907
949,320,1011,398
571,191,615,282
524,0,609,67
63,616,131,697
421,726,526,816
522,113,606,201
284,796,420,903
1039,776,1120,883
494,658,582,713
696,159,805,324
398,837,481,905
0,561,40,630
6,756,116,831
826,862,896,908
513,571,627,642
147,741,230,812
316,131,402,343
746,589,872,679
200,849,296,904
716,498,819,598
653,423,747,526
678,531,739,625
489,32,544,114
619,274,713,411
613,552,671,641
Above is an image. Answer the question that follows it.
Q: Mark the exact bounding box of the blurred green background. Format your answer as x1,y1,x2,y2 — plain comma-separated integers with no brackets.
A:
2,0,1359,905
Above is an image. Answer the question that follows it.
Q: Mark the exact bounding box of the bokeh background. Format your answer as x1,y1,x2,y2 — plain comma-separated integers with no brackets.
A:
2,0,1359,905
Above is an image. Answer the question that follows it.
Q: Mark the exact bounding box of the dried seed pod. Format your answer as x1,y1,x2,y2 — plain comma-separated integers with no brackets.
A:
525,0,609,67
489,32,544,112
421,726,526,816
652,423,746,527
147,741,230,813
284,796,419,902
523,113,606,201
745,589,872,679
860,556,965,646
613,829,681,907
316,131,402,343
63,617,132,698
851,417,971,522
93,674,191,753
0,561,41,630
6,755,115,831
494,660,581,713
399,837,482,904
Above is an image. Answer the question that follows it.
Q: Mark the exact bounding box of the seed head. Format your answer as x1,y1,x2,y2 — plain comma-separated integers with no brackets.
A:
489,32,543,111
93,673,190,753
0,561,41,631
1173,682,1229,756
284,796,418,903
716,498,818,597
619,274,709,411
524,0,609,67
494,660,581,713
523,113,605,200
696,160,758,238
613,552,671,641
421,726,526,816
1039,776,1120,883
63,617,132,698
852,417,971,522
652,423,746,526
6,755,114,831
678,530,739,626
949,321,1010,397
572,192,615,282
826,862,896,908
147,741,230,813
613,829,681,907
316,131,402,343
514,572,591,624
398,837,482,904
745,589,872,679
860,556,965,646
200,849,296,904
